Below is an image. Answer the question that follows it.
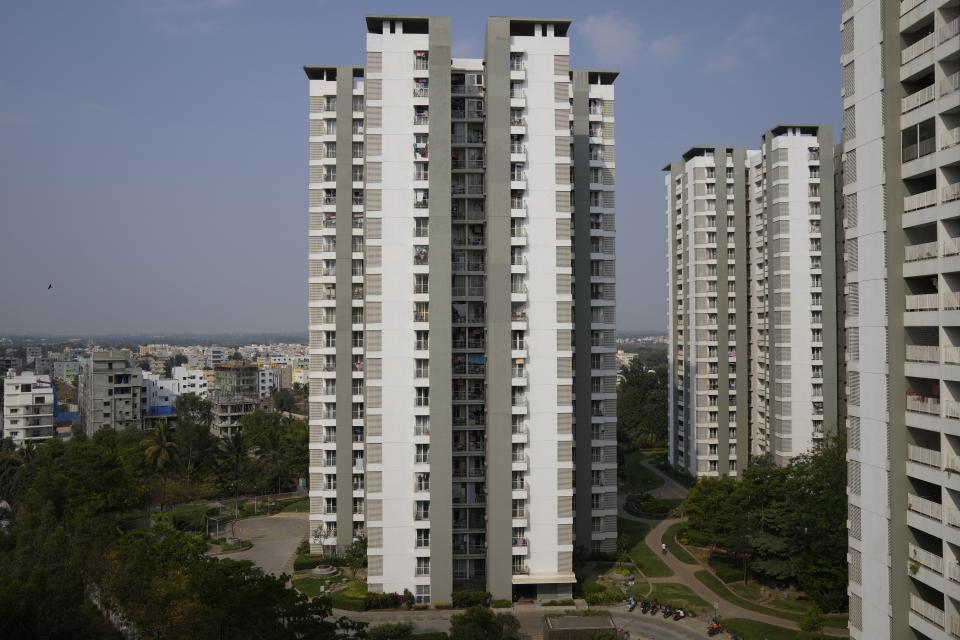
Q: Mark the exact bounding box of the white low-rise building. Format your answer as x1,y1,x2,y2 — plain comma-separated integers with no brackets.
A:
171,366,209,398
3,371,55,447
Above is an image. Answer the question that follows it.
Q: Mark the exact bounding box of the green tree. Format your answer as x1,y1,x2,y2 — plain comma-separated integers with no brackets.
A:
448,607,521,640
230,351,244,361
270,387,297,413
799,604,825,636
217,432,249,514
143,421,179,509
174,394,214,489
344,536,367,578
163,353,189,377
617,361,667,452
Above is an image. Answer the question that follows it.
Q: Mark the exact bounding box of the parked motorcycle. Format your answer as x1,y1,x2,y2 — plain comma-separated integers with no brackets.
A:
639,600,650,613
672,608,685,621
649,603,658,615
626,596,637,612
707,622,723,636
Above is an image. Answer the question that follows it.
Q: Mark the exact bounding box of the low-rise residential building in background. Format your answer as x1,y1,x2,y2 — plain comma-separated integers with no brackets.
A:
2,370,55,446
79,350,143,434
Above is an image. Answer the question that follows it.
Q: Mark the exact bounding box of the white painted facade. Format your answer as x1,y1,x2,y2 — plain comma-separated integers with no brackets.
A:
171,366,208,398
141,371,179,411
2,370,55,447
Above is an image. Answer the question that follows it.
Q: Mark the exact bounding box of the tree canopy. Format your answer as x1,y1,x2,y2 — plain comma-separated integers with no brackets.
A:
682,435,848,612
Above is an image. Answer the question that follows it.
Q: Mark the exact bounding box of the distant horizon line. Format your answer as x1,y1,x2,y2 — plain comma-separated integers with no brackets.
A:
1,328,669,339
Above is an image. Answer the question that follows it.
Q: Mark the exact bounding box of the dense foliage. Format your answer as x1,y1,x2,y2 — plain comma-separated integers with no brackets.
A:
448,607,522,640
617,356,668,452
682,436,848,612
0,409,328,638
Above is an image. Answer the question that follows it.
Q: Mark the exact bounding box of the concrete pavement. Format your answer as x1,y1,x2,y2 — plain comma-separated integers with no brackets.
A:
212,512,308,577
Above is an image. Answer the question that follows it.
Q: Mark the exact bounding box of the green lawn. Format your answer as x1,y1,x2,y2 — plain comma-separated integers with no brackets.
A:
620,451,665,494
726,582,817,614
694,571,847,629
662,522,698,565
721,618,830,640
647,582,711,614
280,497,310,512
618,517,672,578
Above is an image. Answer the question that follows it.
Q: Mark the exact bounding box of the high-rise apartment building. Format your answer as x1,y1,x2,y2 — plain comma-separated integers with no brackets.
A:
305,15,617,603
79,350,143,434
841,0,960,637
665,126,838,477
2,370,55,446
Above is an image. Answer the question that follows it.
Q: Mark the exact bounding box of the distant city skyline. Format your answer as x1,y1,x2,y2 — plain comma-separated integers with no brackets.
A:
0,1,839,334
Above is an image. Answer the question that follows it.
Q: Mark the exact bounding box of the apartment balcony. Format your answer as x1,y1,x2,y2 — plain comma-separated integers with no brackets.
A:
910,594,945,631
909,542,944,575
944,183,960,205
907,345,941,363
902,32,935,64
942,18,960,46
908,443,942,469
905,241,939,262
904,189,938,213
906,294,940,311
903,85,936,113
511,564,530,576
907,493,942,522
942,72,960,98
943,128,960,152
511,454,529,471
512,538,529,556
906,395,940,415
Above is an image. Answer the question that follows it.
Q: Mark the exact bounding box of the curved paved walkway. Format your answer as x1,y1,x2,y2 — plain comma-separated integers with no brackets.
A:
620,457,847,636
213,512,308,577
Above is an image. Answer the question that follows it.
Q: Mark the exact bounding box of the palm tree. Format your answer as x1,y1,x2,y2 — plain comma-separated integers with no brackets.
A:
217,432,247,518
143,420,179,510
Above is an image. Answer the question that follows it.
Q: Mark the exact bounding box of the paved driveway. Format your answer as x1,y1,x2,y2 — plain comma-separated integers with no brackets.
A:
215,512,308,577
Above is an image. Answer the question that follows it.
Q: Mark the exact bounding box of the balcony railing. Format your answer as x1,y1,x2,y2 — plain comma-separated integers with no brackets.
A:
901,32,935,64
906,395,940,414
909,542,944,574
901,0,924,16
904,241,937,262
902,84,936,113
942,17,960,45
944,237,960,257
908,443,942,468
413,86,429,98
904,189,938,213
910,593,945,629
944,183,960,204
943,72,960,98
942,127,960,151
907,493,942,521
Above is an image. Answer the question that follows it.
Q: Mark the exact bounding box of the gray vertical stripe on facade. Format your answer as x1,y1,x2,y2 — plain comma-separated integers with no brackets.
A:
731,148,749,469
880,0,906,633
335,66,356,551
816,127,839,437
427,15,453,604
715,149,731,470
483,16,513,601
571,70,594,552
762,138,777,461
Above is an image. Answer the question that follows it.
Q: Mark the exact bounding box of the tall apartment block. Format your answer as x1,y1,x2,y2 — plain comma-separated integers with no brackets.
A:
2,370,55,447
665,126,838,477
841,0,960,637
305,15,617,603
79,350,143,434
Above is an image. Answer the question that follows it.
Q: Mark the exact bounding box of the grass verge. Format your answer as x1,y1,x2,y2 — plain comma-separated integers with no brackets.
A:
721,618,830,640
694,571,847,629
647,582,710,614
618,518,672,578
619,451,665,494
662,522,698,565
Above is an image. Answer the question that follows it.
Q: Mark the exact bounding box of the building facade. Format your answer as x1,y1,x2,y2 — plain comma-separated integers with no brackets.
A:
2,370,55,447
171,365,209,398
79,350,143,434
841,0,960,637
665,127,838,477
305,15,617,603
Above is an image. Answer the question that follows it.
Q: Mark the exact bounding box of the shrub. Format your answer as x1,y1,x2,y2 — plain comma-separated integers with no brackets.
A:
367,622,414,640
452,590,492,608
330,591,365,611
412,634,448,640
412,603,430,610
491,599,512,609
365,591,401,610
172,504,212,531
433,601,452,609
293,554,347,571
542,599,576,607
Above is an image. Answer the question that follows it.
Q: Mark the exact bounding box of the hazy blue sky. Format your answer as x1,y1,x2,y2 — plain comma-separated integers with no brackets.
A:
0,0,840,335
